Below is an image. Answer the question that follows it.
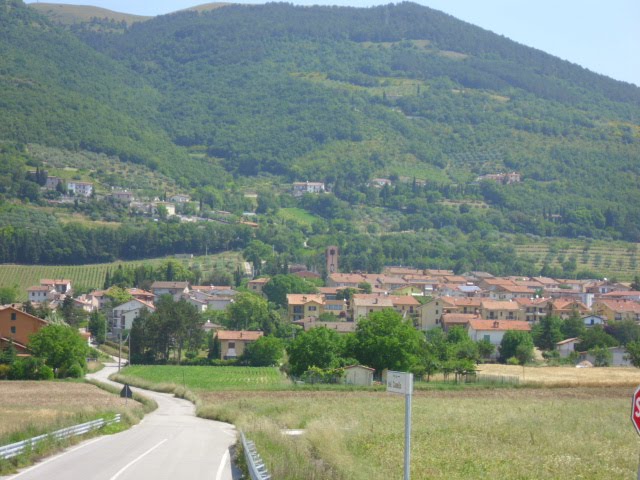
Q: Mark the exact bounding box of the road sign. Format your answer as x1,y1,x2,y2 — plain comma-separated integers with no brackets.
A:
386,371,413,395
120,384,133,399
632,386,640,436
386,371,413,480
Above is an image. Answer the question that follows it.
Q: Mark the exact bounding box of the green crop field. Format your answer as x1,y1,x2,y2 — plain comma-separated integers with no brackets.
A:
0,252,242,300
514,240,640,280
115,364,639,479
119,365,291,391
278,208,320,226
198,387,634,480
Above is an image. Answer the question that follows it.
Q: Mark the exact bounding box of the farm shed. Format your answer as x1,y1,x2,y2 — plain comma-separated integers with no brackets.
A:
344,365,375,386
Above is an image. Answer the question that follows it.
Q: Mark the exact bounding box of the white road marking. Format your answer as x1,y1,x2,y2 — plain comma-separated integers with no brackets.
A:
215,449,230,480
108,438,168,480
6,437,105,479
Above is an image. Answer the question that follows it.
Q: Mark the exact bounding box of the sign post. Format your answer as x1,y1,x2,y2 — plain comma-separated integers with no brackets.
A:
387,371,413,480
631,386,640,479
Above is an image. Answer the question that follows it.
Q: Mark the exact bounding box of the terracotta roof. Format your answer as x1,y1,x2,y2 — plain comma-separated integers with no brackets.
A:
552,299,588,311
443,276,468,284
515,297,550,307
603,291,640,297
286,294,324,305
127,288,154,296
216,330,263,341
442,313,481,324
468,319,531,332
329,273,366,284
352,296,394,308
437,296,482,307
387,295,420,306
482,278,516,286
27,286,51,292
150,281,189,289
481,300,521,310
317,287,341,295
596,299,640,313
498,285,536,294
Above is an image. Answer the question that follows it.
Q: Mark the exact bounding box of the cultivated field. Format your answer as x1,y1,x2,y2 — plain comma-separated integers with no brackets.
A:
0,251,242,300
200,387,635,480
116,365,640,479
478,364,640,387
514,240,640,280
118,365,291,391
0,381,143,444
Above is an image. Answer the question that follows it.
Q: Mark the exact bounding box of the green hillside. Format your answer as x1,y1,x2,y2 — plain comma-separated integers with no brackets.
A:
29,2,150,25
0,1,638,275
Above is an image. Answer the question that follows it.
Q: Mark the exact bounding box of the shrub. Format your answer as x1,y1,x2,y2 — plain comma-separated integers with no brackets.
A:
9,357,53,380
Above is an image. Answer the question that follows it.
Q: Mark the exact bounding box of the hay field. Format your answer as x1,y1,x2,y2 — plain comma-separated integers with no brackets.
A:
199,387,635,480
0,381,142,443
478,364,640,387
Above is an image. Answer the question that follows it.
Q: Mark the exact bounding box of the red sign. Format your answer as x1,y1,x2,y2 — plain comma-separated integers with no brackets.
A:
632,386,640,436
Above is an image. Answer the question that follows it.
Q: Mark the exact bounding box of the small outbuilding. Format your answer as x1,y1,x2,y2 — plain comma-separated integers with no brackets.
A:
343,365,375,386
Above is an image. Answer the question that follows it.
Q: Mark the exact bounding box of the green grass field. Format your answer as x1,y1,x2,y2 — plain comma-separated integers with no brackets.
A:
0,252,242,300
115,365,638,479
119,365,291,391
278,208,320,226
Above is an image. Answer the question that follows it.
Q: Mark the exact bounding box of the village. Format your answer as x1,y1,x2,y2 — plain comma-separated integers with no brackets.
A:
2,243,639,383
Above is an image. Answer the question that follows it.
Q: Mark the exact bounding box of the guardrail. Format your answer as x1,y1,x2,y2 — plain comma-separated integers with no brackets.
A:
0,414,121,460
240,431,271,480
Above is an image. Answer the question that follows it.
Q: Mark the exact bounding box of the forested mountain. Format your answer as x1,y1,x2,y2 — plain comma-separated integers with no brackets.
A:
1,0,640,269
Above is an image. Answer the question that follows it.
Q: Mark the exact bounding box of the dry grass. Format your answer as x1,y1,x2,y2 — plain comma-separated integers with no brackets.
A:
199,388,636,479
0,381,143,443
477,364,640,387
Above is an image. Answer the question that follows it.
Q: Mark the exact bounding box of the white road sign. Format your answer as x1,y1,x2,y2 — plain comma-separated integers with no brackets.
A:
386,371,413,395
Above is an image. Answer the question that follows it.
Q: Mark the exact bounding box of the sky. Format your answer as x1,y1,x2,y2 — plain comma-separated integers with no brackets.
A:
25,0,640,86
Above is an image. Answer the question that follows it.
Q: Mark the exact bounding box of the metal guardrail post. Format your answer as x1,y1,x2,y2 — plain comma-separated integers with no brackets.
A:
240,431,271,480
0,415,121,460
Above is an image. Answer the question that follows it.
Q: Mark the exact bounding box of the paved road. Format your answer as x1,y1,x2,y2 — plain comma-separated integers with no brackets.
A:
1,363,238,480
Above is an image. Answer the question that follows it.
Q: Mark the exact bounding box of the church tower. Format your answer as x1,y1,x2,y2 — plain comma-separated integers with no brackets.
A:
326,246,339,275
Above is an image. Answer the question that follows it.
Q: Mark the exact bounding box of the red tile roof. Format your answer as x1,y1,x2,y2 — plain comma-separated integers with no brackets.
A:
216,330,263,341
468,319,531,332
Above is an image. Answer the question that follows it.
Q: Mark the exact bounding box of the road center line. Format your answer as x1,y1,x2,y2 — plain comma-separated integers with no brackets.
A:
215,449,230,480
109,438,168,480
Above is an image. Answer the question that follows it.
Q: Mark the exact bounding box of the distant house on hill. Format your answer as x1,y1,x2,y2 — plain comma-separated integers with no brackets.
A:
150,281,189,301
292,181,325,196
67,181,93,197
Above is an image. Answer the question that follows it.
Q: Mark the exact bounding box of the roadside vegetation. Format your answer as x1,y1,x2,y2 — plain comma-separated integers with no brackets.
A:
0,381,148,475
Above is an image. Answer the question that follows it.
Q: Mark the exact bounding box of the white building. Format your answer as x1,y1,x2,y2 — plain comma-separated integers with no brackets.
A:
111,299,155,332
67,181,93,197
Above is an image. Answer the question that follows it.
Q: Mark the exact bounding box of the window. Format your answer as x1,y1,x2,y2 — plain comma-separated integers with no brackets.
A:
10,326,16,334
483,335,490,342
308,306,317,311
228,342,235,349
11,313,16,320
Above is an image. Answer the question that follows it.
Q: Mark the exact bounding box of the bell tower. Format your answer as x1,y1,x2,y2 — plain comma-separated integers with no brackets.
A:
326,246,339,275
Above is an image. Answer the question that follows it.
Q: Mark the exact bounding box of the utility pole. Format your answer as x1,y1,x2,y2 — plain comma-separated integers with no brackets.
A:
118,331,122,372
